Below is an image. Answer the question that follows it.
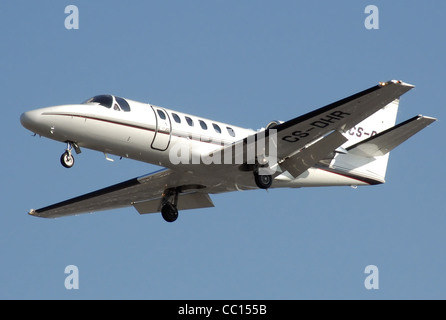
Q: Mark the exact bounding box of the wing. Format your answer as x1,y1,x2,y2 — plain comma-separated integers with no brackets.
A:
29,168,214,218
211,80,415,166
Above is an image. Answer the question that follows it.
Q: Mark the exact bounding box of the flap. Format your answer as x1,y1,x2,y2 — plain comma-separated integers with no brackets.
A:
133,192,215,214
280,130,348,178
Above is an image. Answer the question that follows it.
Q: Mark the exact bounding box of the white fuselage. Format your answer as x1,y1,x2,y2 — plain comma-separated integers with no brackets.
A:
21,97,369,191
21,99,252,166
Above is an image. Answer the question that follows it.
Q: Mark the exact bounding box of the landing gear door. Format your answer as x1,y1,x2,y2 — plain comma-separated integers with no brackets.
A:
151,106,172,151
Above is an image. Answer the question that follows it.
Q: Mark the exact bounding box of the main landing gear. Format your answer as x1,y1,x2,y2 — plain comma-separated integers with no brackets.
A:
254,172,273,189
253,170,273,189
161,188,179,223
60,142,81,168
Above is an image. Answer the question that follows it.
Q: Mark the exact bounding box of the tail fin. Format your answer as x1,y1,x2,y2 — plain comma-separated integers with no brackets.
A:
330,99,436,184
343,99,400,149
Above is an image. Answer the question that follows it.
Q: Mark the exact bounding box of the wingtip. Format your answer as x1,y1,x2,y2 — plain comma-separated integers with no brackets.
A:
418,115,438,123
398,80,415,88
379,80,415,89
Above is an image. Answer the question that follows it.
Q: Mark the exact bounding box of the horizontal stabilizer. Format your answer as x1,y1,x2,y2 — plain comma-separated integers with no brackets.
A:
347,115,437,157
133,192,214,214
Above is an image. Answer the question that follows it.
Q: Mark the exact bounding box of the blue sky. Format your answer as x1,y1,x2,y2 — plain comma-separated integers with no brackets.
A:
1,0,445,299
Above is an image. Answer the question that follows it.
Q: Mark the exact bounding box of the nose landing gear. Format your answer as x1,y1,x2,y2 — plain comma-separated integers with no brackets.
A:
61,150,75,168
60,142,81,168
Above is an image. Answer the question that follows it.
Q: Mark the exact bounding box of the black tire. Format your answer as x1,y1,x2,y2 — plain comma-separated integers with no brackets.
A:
60,152,75,168
161,203,179,223
254,172,272,189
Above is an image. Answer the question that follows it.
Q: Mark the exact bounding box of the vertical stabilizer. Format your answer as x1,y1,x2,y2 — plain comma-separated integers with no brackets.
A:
330,99,400,183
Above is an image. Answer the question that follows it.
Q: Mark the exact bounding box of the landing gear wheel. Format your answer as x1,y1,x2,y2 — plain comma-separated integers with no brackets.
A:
254,172,272,189
60,151,75,168
161,203,179,223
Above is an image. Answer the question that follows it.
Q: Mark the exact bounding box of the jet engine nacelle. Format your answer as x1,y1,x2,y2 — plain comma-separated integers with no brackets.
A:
265,120,284,130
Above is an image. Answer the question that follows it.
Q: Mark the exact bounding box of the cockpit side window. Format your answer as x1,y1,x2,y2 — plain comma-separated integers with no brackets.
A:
115,96,131,112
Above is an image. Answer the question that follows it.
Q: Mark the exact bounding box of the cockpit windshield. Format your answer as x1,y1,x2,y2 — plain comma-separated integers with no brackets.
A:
83,95,131,112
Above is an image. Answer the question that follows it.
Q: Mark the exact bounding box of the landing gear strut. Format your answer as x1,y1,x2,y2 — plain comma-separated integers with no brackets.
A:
161,188,179,223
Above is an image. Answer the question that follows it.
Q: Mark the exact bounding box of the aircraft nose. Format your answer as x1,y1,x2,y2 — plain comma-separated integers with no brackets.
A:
20,109,42,132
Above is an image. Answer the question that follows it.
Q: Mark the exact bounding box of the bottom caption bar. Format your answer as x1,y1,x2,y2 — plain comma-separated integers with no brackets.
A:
148,301,293,318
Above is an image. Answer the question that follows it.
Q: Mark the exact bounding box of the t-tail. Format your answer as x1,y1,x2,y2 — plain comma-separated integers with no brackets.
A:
327,98,436,185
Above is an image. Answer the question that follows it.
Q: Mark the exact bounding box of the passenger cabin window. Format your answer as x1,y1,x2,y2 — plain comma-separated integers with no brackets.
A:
199,120,208,130
157,109,167,120
213,123,221,134
83,95,131,112
185,116,194,127
172,113,181,123
227,127,236,137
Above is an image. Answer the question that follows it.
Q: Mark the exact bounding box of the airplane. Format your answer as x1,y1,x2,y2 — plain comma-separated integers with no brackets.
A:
20,80,436,222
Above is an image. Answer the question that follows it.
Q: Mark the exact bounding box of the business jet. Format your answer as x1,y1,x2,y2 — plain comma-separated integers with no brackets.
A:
20,80,436,222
